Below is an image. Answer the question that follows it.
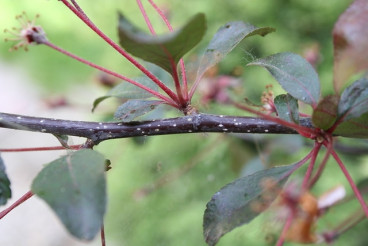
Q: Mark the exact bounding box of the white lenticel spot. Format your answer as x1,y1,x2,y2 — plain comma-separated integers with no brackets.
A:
173,124,177,127
265,129,269,132
137,128,141,131
155,129,160,132
218,124,224,127
17,116,22,119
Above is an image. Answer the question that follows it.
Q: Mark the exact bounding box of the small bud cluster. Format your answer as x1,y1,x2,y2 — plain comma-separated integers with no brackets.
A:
4,12,48,51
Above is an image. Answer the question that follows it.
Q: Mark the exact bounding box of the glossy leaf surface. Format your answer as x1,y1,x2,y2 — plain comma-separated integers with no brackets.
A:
118,13,206,74
312,95,339,130
274,94,299,123
114,99,162,122
196,22,274,82
248,52,320,107
0,155,11,205
338,78,368,121
333,0,368,93
92,77,159,111
31,149,106,240
203,163,297,246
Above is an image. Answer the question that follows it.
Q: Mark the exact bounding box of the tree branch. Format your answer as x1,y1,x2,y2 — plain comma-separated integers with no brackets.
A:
0,112,313,144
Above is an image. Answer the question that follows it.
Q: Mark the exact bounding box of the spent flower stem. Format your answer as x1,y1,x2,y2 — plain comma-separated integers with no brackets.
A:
59,0,180,104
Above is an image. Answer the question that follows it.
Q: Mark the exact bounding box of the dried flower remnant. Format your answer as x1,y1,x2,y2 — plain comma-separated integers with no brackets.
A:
261,85,276,114
4,12,48,51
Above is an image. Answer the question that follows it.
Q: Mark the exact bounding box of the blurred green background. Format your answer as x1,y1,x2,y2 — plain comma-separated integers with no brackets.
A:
1,0,368,246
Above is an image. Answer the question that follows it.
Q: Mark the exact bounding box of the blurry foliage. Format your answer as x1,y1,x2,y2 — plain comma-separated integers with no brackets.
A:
3,0,368,245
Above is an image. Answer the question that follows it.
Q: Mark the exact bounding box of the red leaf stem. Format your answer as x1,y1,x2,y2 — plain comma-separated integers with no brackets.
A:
59,0,180,103
0,145,82,152
330,148,368,218
44,41,177,107
0,191,33,219
302,142,322,189
148,0,189,101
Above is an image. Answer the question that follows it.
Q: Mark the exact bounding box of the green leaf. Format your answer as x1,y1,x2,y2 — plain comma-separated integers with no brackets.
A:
203,163,297,246
248,52,320,107
118,12,206,74
0,155,11,206
114,99,163,122
334,112,368,138
196,22,274,81
274,94,299,123
92,77,159,112
333,0,368,93
31,149,106,240
312,95,339,130
338,78,368,121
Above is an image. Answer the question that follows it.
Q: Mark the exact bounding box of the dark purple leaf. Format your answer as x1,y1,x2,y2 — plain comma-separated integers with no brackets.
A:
338,78,368,121
248,52,320,107
203,163,297,246
312,95,339,130
118,13,206,75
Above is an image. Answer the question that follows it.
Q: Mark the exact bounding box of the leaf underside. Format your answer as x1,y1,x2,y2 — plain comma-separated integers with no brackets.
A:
248,52,320,107
274,94,299,123
196,22,275,82
114,99,163,122
203,163,297,246
92,77,159,112
31,149,106,240
118,12,206,75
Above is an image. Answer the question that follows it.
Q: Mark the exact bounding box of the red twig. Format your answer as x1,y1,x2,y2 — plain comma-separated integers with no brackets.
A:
0,191,34,219
101,224,106,246
308,143,332,187
276,212,294,246
233,102,316,137
330,149,368,218
0,145,81,152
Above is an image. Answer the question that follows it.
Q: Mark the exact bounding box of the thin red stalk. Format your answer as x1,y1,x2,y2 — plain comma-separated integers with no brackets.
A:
59,0,179,103
302,142,322,189
276,213,294,246
101,224,106,246
330,149,368,218
0,145,81,152
233,102,316,137
148,0,189,100
0,191,33,219
44,41,177,107
137,0,185,104
136,0,156,34
309,143,332,187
